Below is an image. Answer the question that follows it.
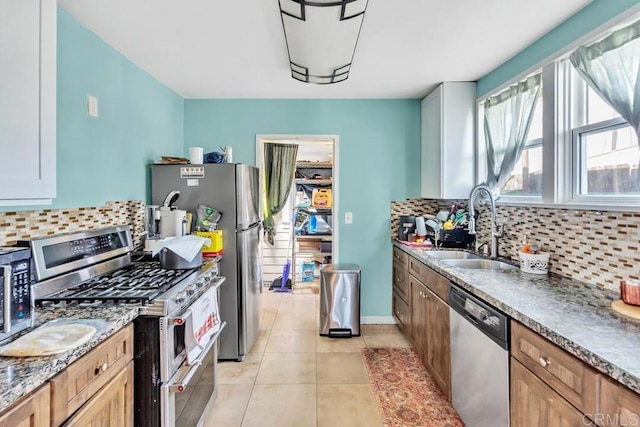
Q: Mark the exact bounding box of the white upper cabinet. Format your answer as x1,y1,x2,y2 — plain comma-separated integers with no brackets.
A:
0,0,56,204
420,82,476,199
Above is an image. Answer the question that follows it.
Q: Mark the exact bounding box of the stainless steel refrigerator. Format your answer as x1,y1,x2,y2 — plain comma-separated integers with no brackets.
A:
151,163,262,361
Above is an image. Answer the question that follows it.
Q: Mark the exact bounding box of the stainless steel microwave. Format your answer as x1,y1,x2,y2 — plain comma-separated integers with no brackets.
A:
0,247,33,343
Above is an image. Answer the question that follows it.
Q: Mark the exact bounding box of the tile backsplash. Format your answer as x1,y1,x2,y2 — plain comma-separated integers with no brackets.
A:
391,198,640,293
0,201,145,248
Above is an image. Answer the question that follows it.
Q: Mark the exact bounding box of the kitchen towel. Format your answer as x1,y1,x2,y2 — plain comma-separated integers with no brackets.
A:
185,286,221,364
152,235,211,262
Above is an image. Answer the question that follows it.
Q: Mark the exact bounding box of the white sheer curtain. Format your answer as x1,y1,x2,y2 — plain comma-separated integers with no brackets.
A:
483,73,542,195
570,18,640,141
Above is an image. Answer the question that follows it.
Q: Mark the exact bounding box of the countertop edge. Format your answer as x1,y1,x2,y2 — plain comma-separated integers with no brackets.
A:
392,241,640,395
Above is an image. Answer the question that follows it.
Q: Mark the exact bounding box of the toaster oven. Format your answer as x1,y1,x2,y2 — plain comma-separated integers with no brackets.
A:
0,247,33,343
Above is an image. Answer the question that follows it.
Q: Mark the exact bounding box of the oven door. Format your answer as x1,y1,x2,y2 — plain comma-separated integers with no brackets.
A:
161,277,225,379
161,322,225,427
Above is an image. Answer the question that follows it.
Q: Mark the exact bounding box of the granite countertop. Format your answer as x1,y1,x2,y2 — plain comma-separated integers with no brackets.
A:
0,305,138,413
393,241,640,394
0,259,221,414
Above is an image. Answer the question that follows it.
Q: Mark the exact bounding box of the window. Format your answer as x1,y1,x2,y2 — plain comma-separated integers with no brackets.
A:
500,95,544,197
477,14,640,208
570,66,639,199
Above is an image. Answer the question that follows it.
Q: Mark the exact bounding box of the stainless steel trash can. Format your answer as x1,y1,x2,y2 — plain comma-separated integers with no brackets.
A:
320,264,361,338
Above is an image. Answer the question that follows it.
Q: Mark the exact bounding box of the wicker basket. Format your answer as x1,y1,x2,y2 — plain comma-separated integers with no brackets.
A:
519,252,550,275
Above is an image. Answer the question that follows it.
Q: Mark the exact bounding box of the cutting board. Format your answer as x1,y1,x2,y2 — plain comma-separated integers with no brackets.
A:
611,300,640,321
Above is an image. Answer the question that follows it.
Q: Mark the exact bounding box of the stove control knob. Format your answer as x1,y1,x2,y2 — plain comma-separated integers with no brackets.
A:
175,292,186,303
186,286,195,296
196,281,203,288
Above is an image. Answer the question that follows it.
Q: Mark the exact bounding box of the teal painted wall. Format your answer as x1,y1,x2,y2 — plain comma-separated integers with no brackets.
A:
477,0,640,97
55,8,184,208
2,8,184,211
184,99,421,316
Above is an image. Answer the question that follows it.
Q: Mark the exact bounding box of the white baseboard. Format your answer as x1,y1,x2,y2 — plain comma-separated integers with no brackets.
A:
361,316,396,325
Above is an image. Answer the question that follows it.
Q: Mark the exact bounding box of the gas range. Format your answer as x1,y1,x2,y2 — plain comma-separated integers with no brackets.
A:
26,225,226,427
28,226,219,316
34,260,212,316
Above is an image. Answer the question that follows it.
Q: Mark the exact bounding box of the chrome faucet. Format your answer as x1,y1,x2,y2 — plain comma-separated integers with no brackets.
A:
468,184,503,258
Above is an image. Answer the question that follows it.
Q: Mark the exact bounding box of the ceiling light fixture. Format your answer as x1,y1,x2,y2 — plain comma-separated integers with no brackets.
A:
278,0,369,84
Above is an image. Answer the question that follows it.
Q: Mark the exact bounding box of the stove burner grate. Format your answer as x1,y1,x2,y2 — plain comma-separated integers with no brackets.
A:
35,261,195,306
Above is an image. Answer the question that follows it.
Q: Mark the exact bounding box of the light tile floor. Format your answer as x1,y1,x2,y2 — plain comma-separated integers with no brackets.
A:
199,289,413,427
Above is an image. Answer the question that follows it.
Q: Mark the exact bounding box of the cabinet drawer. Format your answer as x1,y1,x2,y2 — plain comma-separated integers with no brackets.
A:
599,377,640,427
408,256,449,301
64,361,134,427
393,246,408,267
51,324,133,427
392,290,409,334
392,261,409,302
511,321,597,415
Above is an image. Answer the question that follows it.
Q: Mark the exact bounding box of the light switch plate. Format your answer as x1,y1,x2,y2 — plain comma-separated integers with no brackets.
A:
345,212,353,224
87,96,98,117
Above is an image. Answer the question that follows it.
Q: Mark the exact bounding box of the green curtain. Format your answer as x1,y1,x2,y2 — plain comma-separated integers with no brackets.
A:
263,143,299,245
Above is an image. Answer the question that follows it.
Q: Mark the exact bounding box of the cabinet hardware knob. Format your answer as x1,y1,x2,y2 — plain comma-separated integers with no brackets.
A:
95,363,108,375
539,357,551,368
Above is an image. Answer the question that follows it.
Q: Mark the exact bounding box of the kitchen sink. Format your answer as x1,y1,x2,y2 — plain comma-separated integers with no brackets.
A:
426,251,482,260
440,259,518,271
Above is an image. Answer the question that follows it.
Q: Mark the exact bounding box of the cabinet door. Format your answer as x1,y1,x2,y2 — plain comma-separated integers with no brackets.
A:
64,361,134,427
392,261,409,302
420,86,442,199
0,383,50,426
410,276,428,363
426,289,450,400
0,0,56,202
511,359,592,427
599,377,640,427
392,290,409,335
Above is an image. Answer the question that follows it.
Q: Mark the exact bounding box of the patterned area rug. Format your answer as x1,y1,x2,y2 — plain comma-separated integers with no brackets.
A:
362,348,464,427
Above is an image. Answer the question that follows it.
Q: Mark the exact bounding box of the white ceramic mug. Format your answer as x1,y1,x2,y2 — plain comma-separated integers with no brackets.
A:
189,147,204,164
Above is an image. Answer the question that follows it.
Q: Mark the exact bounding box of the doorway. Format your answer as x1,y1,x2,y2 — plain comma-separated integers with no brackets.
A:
256,135,339,290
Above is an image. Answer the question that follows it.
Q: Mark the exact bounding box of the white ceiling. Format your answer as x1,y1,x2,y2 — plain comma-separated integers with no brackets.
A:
58,0,592,99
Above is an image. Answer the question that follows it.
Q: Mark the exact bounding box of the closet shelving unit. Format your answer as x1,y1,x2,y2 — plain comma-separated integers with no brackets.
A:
291,160,333,284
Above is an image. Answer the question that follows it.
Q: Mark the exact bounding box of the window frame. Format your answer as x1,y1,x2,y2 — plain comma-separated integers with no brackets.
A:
570,117,636,202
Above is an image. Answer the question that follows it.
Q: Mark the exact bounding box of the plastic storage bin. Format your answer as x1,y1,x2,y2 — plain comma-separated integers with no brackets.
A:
319,264,361,338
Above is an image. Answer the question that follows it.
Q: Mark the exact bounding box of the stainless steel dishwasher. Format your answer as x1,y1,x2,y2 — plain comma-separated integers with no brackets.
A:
449,283,510,427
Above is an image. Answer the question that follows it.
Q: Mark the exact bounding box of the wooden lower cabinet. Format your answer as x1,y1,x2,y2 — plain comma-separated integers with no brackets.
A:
409,274,451,400
0,383,50,426
0,324,134,427
64,361,134,427
599,377,640,427
410,275,428,361
511,358,593,427
426,287,450,400
392,290,410,334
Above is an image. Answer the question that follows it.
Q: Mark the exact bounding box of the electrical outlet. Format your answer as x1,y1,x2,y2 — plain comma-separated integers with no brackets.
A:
87,96,99,117
345,212,353,224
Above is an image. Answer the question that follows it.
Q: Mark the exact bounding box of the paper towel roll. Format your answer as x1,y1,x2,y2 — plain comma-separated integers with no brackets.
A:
415,217,427,237
160,209,186,238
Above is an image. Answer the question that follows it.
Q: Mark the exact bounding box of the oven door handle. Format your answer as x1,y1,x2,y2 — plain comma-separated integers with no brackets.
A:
2,265,11,333
166,321,226,393
168,308,192,327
